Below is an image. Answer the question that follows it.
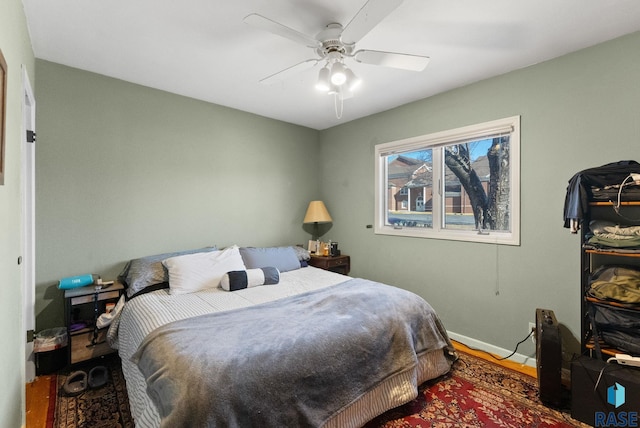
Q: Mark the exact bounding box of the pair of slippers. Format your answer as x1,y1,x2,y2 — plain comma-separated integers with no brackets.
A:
63,365,109,395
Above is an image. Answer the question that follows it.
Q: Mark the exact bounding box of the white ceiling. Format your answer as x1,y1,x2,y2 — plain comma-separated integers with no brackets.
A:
22,0,640,130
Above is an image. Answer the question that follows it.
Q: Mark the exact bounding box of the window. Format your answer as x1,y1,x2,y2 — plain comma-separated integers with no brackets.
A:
374,116,520,245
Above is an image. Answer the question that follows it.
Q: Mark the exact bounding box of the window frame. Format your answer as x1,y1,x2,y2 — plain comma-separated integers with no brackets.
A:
374,116,521,245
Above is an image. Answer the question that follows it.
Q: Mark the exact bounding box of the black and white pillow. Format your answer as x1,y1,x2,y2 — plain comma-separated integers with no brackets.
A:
220,267,280,291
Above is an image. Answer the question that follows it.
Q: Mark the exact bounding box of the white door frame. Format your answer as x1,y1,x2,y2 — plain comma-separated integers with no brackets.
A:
21,66,36,383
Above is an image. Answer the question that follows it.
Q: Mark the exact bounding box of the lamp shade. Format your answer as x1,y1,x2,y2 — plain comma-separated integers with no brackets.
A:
330,62,347,86
345,68,362,91
303,201,332,224
315,66,331,92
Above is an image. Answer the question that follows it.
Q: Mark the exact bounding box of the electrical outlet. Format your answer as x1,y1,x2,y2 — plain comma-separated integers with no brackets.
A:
529,322,536,344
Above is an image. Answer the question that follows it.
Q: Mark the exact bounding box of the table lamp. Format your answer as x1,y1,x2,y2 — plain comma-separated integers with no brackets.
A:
303,200,332,241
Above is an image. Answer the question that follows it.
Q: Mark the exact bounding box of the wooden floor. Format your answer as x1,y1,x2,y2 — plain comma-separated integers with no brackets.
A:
451,339,538,378
26,374,55,427
25,340,536,427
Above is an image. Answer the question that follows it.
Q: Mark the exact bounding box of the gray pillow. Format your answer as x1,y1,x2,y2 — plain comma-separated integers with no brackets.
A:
239,246,301,272
292,245,311,261
118,246,217,298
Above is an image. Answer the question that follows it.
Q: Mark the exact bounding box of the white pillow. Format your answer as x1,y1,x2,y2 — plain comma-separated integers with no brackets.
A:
163,245,246,295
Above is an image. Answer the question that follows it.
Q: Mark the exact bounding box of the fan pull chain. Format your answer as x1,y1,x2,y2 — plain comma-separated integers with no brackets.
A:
334,92,343,119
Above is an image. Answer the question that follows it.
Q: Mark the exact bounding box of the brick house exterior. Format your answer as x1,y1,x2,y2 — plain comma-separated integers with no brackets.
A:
387,155,490,214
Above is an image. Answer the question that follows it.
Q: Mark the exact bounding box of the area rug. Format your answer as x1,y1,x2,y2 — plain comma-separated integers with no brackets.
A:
49,355,133,428
49,351,587,427
366,351,588,427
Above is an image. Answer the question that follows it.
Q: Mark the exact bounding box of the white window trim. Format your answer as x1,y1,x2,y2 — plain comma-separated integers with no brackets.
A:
374,116,520,245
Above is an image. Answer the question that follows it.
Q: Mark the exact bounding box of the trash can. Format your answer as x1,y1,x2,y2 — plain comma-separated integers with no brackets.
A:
34,327,68,375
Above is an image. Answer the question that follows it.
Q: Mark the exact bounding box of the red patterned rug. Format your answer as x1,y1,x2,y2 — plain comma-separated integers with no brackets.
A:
366,351,588,427
49,351,588,427
49,355,133,428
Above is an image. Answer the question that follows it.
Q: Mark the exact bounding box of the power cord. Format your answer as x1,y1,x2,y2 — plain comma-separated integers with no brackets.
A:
456,330,534,362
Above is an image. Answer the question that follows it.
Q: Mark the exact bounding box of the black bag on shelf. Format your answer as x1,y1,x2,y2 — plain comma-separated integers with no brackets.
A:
589,302,640,355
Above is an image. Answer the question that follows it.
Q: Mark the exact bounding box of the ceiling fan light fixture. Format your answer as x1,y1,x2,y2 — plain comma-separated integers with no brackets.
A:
345,68,362,91
330,61,347,86
315,66,331,91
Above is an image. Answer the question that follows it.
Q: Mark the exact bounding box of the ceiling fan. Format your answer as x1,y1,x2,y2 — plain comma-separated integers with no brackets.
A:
244,0,430,117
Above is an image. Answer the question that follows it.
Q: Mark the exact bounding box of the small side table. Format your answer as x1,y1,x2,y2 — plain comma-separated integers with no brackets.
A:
308,254,350,275
64,282,124,365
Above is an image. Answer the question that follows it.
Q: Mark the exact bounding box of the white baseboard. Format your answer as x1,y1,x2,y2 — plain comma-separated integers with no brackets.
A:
448,331,537,368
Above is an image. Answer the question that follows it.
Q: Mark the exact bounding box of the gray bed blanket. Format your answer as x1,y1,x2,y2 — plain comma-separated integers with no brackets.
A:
131,278,454,427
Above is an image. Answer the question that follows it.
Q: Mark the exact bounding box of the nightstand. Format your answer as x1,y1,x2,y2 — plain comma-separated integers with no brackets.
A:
64,282,124,364
308,254,350,275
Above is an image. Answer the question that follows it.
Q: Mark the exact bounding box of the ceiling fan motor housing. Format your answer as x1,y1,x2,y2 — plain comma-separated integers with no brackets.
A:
316,23,354,59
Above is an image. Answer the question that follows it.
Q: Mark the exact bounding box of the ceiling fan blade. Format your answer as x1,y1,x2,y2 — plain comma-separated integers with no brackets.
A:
341,0,404,45
244,13,321,48
259,59,319,84
354,50,430,71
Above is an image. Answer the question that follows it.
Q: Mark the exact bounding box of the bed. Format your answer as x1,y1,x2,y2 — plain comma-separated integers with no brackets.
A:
107,245,456,427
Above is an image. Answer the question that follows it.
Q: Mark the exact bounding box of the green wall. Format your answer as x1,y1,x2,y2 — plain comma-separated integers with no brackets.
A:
0,0,36,425
34,30,640,365
319,31,640,358
35,61,320,329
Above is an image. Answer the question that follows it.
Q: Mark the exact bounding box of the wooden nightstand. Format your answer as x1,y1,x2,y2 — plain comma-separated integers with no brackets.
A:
64,282,124,365
308,254,350,275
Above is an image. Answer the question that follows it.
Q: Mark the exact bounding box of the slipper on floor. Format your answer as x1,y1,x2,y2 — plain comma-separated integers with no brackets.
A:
63,371,87,396
88,365,109,388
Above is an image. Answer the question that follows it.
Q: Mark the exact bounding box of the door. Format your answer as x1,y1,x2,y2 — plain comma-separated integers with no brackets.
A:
22,66,36,382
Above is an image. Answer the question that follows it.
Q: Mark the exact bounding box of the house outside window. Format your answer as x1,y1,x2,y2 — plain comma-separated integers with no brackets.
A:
374,116,520,245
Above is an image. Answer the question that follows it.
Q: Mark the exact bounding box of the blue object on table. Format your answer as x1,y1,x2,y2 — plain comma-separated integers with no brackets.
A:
58,274,95,290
